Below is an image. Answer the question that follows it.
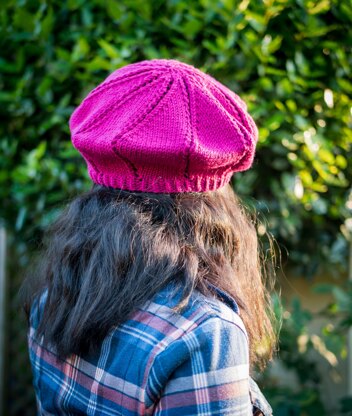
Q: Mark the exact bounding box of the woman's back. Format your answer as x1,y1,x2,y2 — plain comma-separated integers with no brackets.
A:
28,281,271,415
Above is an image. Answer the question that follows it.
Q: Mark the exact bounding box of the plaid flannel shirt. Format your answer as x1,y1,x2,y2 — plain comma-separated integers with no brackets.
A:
28,282,272,415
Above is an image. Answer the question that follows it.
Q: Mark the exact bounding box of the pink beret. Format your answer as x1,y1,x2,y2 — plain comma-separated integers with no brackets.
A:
69,59,258,193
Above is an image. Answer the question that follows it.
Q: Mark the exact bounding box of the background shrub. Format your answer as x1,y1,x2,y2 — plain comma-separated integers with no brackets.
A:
1,0,351,414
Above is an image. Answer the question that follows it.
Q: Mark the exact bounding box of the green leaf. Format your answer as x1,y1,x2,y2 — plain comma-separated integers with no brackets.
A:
98,39,120,59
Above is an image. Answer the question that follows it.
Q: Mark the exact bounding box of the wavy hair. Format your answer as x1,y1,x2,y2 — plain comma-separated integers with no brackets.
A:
24,183,277,369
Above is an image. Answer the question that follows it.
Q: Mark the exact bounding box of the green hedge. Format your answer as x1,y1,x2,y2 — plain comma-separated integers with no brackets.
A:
1,0,351,273
1,0,351,414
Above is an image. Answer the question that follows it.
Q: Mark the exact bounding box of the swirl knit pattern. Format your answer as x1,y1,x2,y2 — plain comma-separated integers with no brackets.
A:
69,59,258,193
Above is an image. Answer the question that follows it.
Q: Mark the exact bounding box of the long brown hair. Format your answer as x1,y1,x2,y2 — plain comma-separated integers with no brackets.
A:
24,182,277,369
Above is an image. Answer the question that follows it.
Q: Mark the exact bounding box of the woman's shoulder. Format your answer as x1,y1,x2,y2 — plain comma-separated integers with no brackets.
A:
141,283,272,416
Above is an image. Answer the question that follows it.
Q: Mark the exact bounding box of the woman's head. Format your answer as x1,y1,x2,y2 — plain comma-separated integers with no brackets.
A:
25,182,276,369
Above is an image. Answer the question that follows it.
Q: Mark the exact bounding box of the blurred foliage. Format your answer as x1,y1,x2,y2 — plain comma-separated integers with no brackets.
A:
260,286,352,415
0,0,351,415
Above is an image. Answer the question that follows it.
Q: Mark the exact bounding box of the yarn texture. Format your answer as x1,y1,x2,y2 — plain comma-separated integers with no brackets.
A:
69,59,258,193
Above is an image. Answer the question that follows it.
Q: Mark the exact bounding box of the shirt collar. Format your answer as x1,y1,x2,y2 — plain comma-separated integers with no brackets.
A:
205,282,240,315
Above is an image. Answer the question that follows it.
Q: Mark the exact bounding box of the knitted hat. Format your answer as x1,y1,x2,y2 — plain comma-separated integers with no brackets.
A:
69,59,258,193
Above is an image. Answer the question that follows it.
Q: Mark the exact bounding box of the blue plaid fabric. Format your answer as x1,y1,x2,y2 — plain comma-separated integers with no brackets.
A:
28,282,272,415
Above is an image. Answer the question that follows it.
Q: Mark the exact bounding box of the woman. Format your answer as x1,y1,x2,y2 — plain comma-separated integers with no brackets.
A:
25,59,276,415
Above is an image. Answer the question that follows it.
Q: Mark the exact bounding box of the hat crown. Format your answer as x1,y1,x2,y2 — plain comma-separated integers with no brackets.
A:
69,59,258,193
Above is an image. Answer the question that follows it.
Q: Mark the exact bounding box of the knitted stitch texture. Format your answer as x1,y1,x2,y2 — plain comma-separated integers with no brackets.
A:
69,59,258,193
